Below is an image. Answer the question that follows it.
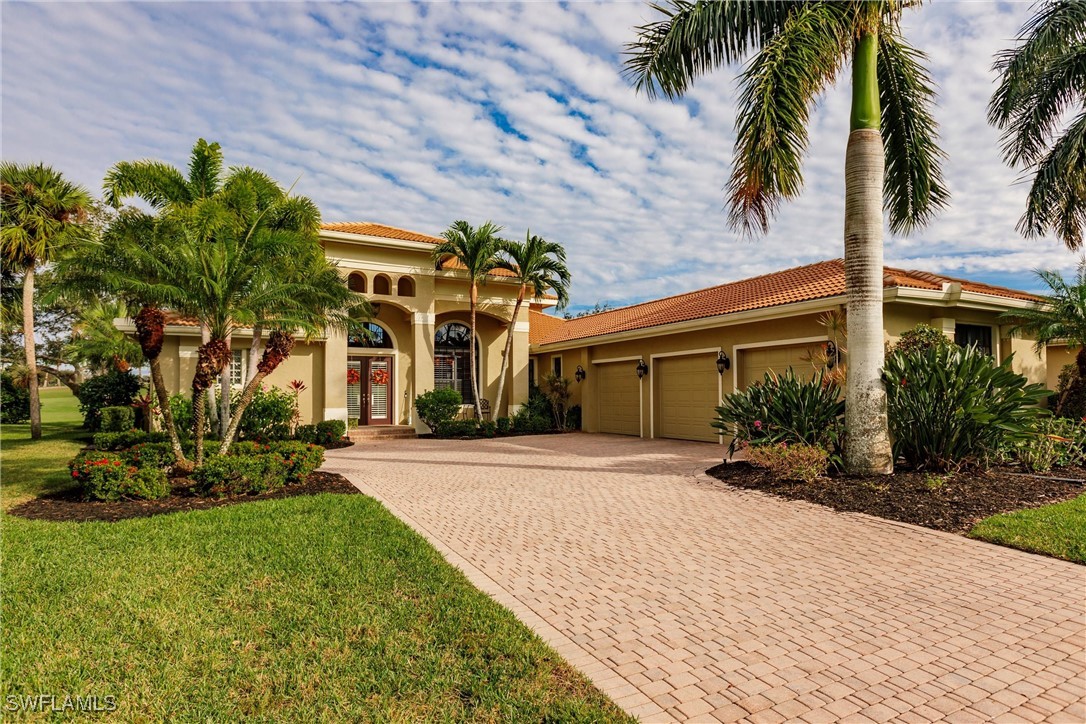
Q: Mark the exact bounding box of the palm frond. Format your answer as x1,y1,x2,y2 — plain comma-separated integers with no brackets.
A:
102,160,190,209
877,29,949,235
623,0,793,100
1019,110,1086,248
187,138,224,198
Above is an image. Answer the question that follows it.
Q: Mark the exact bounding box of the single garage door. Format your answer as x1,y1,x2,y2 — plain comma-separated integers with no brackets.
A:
656,354,721,443
597,361,641,436
740,343,822,389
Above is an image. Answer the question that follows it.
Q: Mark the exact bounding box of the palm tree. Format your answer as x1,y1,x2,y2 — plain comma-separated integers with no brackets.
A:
625,1,948,474
0,163,92,439
989,1,1086,249
492,232,571,416
432,221,503,417
1002,267,1086,413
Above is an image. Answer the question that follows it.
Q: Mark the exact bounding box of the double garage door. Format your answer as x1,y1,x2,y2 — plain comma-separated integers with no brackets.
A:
596,343,821,443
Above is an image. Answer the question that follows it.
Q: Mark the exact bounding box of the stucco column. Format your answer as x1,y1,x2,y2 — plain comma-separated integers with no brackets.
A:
930,317,956,340
507,318,530,416
323,327,348,425
412,312,436,432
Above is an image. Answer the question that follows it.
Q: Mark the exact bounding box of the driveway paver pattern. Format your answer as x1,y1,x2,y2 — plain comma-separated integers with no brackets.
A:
325,434,1086,723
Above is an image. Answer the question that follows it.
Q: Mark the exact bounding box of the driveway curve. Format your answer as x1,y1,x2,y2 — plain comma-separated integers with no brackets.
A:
324,434,1085,723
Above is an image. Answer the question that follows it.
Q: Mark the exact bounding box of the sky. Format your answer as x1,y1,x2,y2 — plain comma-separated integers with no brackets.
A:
2,0,1079,313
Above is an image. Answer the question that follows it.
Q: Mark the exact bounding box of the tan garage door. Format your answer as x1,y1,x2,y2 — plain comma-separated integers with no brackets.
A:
740,343,822,389
656,354,721,443
597,361,641,436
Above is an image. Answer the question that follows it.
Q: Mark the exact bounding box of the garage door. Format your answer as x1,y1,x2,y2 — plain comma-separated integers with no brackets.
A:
597,361,641,436
739,343,822,389
656,354,721,442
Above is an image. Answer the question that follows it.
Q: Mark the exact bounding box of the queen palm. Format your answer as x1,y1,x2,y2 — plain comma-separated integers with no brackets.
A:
432,221,503,417
492,232,571,416
1,163,92,439
625,1,948,473
989,1,1086,249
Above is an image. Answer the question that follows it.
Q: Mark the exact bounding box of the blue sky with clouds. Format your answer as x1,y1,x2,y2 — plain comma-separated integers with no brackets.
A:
3,1,1079,312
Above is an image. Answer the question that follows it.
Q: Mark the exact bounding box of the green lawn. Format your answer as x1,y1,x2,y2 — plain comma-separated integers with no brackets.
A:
2,386,87,509
1,390,629,721
970,494,1086,564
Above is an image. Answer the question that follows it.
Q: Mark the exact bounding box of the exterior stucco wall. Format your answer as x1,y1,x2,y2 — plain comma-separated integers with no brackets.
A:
1046,345,1076,392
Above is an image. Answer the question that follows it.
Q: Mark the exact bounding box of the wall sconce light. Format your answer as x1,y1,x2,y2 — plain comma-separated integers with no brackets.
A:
575,365,586,382
716,351,730,374
825,341,837,370
636,359,648,379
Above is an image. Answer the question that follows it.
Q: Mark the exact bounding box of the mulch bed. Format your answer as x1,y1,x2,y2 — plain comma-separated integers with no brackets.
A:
704,462,1086,534
8,471,359,524
322,439,355,450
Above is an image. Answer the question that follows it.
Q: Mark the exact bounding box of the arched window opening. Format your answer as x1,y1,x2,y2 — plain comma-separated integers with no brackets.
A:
348,321,394,349
347,272,367,293
374,274,392,295
434,322,479,405
397,276,415,297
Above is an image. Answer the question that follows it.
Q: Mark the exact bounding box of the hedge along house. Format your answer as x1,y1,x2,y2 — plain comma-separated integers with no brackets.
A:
529,260,1048,444
121,222,556,433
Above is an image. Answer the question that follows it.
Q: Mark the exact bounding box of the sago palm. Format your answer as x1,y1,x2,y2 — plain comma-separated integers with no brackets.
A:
492,232,571,416
432,221,504,417
989,0,1086,249
0,162,92,439
625,1,948,474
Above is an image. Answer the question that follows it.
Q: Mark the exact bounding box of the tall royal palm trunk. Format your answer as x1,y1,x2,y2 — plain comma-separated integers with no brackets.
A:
493,285,526,418
468,281,482,418
219,331,294,455
22,264,41,439
844,31,894,475
134,305,190,469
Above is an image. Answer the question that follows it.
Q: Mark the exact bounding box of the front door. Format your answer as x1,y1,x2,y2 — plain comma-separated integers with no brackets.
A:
363,356,393,425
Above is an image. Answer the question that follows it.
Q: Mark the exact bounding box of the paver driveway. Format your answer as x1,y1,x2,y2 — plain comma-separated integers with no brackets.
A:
324,434,1085,723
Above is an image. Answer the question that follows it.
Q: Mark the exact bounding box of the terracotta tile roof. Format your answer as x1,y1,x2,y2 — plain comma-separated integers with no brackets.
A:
534,259,1037,347
529,309,567,345
439,257,518,279
321,221,444,244
163,312,199,327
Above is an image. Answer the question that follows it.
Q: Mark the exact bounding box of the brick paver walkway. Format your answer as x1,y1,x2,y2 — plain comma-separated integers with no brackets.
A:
324,434,1086,723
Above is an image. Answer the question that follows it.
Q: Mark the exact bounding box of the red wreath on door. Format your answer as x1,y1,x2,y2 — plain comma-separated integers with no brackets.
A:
346,368,361,385
370,368,390,386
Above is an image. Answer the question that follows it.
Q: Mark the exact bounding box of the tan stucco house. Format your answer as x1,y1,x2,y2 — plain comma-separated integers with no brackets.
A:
141,223,1060,441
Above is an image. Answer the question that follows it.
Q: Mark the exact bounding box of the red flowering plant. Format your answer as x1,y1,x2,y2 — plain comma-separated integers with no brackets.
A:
68,451,136,501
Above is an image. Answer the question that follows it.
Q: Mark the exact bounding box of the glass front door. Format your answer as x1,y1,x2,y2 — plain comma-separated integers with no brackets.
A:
348,356,394,425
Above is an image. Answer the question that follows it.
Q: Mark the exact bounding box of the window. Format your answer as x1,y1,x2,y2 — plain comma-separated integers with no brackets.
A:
528,359,536,389
435,322,479,405
955,324,993,356
348,322,393,349
230,349,245,387
552,356,562,378
396,277,415,297
374,274,392,295
347,273,367,293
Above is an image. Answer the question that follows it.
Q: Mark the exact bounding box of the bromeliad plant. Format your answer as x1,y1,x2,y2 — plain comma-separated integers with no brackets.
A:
712,369,844,457
884,344,1049,471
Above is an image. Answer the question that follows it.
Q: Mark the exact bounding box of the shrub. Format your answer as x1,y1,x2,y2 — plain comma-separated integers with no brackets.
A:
235,386,297,440
94,430,168,451
539,373,572,429
68,451,168,501
193,454,288,497
0,372,30,424
884,344,1048,470
100,405,135,432
270,441,325,483
1014,417,1086,473
123,442,175,471
888,323,955,356
1052,363,1086,419
496,417,511,435
435,418,480,438
77,370,141,430
415,388,463,433
294,424,317,444
479,420,497,438
511,407,552,434
713,369,844,456
566,405,582,431
746,442,830,483
524,386,551,420
307,419,346,446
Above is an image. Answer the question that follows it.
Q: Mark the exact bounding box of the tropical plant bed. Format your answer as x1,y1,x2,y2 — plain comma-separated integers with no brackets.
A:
704,461,1086,536
7,471,356,523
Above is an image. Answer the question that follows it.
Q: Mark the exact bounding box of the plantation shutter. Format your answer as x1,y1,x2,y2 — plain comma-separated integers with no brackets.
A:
347,360,362,421
370,359,390,419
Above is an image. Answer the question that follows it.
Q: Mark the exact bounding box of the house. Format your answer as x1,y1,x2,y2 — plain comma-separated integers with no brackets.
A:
136,222,557,433
529,259,1052,444
139,223,1059,441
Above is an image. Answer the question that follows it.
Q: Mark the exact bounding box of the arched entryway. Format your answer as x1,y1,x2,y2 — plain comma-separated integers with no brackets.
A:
348,321,395,425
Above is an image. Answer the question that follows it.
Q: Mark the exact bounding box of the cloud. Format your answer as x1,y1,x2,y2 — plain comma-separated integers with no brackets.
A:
2,0,1077,310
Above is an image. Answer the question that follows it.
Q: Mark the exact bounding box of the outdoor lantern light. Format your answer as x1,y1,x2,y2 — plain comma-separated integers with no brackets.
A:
575,365,586,382
826,341,837,370
636,359,648,379
716,351,730,374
